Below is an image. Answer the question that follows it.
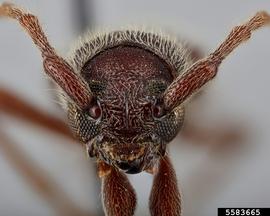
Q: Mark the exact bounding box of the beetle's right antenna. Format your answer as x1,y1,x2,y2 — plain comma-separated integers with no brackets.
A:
0,3,92,109
164,11,270,110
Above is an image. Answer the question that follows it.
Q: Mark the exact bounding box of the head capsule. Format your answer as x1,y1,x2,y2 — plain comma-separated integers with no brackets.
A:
66,30,191,173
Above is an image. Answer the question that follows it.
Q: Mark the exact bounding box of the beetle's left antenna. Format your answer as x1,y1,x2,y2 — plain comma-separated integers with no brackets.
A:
164,11,270,110
0,3,92,109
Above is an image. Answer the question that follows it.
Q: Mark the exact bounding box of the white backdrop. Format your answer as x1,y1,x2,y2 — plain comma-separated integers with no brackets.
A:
0,1,270,216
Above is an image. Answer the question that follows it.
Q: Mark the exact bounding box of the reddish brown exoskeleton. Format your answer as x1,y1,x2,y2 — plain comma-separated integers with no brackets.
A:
0,2,269,216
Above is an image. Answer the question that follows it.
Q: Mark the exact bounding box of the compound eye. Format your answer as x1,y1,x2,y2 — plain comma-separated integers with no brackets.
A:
88,100,102,120
152,103,165,119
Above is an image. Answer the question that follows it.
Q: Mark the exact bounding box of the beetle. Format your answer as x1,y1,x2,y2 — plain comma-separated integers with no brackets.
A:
0,2,269,216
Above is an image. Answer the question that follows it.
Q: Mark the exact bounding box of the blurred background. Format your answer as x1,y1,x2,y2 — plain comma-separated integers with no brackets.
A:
0,0,270,216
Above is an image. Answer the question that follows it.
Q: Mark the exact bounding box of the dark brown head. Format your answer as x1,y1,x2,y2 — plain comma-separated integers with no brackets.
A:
4,3,268,175
67,30,189,174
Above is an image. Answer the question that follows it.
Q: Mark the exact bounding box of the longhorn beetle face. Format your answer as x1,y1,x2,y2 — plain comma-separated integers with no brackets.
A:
67,31,188,174
1,3,269,215
1,3,269,176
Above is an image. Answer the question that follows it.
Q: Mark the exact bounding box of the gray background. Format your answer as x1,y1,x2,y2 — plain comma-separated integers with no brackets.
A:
0,0,270,215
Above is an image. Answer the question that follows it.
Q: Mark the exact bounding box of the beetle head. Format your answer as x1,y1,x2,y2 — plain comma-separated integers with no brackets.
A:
68,45,185,174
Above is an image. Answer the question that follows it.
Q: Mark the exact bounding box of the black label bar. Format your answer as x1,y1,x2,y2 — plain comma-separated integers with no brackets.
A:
218,208,270,216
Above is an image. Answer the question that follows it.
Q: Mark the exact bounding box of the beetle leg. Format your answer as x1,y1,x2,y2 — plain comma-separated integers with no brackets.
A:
164,11,270,110
0,130,92,216
181,121,247,149
98,161,137,216
0,3,92,109
149,155,182,216
0,88,75,141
